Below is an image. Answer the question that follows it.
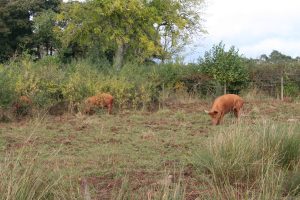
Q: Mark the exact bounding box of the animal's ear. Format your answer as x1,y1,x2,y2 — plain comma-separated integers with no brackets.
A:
208,111,218,116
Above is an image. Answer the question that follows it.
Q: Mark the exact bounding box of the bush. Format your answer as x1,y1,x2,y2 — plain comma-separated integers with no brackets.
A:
62,61,99,103
284,82,300,97
0,65,16,108
6,55,299,113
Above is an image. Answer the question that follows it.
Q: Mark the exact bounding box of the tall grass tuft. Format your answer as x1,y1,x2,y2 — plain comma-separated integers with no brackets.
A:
0,147,81,200
191,121,300,199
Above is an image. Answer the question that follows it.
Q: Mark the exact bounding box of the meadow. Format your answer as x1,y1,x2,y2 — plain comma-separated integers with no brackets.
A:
1,1,300,199
0,94,300,200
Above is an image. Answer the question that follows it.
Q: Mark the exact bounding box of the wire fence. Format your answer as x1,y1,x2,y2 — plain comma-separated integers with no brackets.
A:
181,71,300,99
249,72,300,99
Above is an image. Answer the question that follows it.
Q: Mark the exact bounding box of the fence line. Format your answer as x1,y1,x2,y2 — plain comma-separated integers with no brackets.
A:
186,78,299,99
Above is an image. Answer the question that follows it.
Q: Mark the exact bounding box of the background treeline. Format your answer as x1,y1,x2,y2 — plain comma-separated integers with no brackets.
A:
0,0,299,111
0,0,204,65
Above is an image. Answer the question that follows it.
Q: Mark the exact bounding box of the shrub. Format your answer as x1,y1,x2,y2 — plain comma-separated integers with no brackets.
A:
0,65,16,108
62,60,104,103
284,82,300,97
98,77,137,109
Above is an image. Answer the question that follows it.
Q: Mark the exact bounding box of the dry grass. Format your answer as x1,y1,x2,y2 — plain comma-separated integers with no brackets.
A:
0,97,299,199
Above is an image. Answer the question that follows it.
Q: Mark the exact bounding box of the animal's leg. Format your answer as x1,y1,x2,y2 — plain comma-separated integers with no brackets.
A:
234,100,244,119
107,103,112,114
217,112,225,125
234,108,240,118
233,108,242,124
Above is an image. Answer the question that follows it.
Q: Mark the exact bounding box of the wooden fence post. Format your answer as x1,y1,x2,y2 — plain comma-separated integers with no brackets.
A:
281,75,284,101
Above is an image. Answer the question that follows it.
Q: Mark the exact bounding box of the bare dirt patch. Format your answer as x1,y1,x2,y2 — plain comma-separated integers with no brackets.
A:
80,171,161,200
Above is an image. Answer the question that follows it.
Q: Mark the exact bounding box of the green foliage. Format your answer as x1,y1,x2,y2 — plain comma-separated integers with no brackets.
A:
13,58,40,97
0,55,40,105
0,0,205,65
55,0,205,67
62,61,99,102
0,65,16,107
269,50,293,62
200,42,249,92
284,82,300,97
0,0,61,62
0,55,64,107
1,57,162,109
0,0,33,62
99,77,139,109
33,9,60,58
246,57,300,97
0,51,298,112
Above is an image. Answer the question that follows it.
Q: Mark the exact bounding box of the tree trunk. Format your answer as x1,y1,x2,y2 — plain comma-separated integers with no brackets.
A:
45,42,49,56
113,43,125,70
37,45,41,59
224,82,227,94
50,46,53,56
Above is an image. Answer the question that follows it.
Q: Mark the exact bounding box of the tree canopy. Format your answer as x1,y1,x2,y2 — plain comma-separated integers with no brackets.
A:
55,0,205,68
0,0,61,62
0,0,205,65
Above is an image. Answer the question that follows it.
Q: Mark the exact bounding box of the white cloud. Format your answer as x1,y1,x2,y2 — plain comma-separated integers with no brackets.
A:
185,0,300,61
240,38,300,58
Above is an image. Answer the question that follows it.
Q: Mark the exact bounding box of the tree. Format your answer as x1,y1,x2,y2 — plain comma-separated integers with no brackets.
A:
33,9,59,58
153,0,205,62
55,0,205,68
200,42,248,94
0,0,33,62
269,50,292,63
259,54,268,61
0,0,61,62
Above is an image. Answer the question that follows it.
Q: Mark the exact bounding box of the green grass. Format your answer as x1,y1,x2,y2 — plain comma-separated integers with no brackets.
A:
0,98,300,199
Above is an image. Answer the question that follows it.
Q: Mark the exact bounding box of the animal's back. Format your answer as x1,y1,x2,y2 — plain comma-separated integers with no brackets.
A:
211,94,243,113
84,93,114,114
96,93,113,106
19,96,32,104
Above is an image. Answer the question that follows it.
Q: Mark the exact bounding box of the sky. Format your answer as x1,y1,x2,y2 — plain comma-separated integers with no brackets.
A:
184,0,300,62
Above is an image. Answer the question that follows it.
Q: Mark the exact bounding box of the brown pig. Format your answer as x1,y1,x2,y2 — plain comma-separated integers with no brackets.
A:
84,93,114,115
205,94,244,125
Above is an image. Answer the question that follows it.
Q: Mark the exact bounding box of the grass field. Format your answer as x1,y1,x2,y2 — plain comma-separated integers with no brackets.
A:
0,96,300,199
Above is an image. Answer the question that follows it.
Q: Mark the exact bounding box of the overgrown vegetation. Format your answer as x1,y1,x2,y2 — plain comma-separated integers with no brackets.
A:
0,55,200,110
0,0,299,112
0,99,299,199
0,0,300,199
192,121,300,199
1,52,299,113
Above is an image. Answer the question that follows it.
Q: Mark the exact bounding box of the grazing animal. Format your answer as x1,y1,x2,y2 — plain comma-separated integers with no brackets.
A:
84,93,114,115
205,94,244,125
12,95,32,116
